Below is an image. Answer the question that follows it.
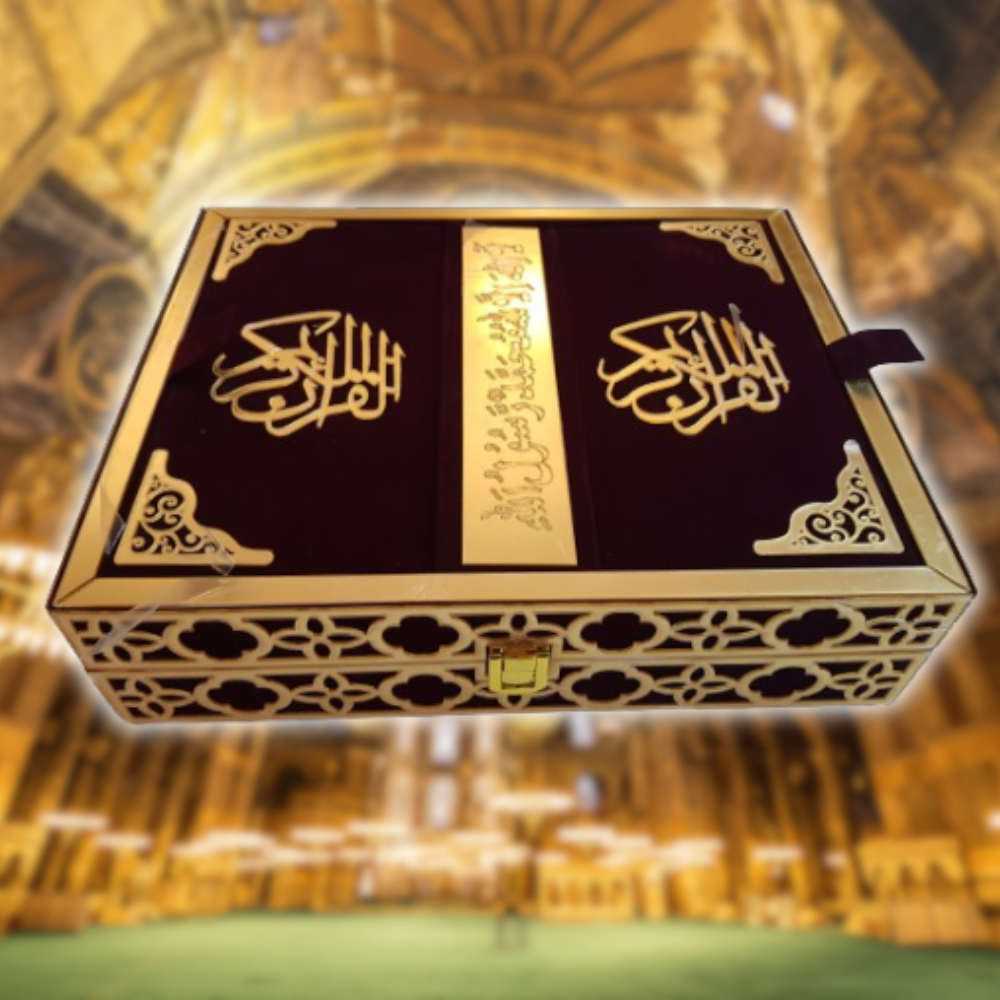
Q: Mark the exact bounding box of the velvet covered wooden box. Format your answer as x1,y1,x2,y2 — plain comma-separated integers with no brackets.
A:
48,209,973,724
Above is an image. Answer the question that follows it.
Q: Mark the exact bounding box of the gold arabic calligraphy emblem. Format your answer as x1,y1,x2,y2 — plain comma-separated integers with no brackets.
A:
597,306,789,435
210,311,404,436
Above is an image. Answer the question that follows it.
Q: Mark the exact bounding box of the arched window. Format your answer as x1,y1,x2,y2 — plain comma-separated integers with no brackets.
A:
426,775,458,830
575,772,603,814
566,714,597,749
429,719,461,766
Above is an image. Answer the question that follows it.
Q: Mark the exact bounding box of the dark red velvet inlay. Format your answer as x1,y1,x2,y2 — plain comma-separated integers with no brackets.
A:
99,217,922,580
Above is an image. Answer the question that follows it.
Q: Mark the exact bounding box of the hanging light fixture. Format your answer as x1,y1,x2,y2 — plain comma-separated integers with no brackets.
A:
204,830,275,851
659,838,724,869
39,812,108,833
95,832,153,852
556,824,617,848
289,826,345,847
267,846,333,867
479,845,529,868
489,790,574,815
449,830,508,849
752,844,804,864
346,820,409,840
169,839,217,860
606,834,654,854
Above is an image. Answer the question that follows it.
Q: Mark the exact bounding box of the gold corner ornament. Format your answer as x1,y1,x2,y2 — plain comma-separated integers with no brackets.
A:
210,311,404,436
755,440,904,556
660,221,784,284
115,450,273,566
212,219,338,282
597,304,789,434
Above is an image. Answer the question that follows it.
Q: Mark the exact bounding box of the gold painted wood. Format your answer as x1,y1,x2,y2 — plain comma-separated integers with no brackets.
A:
461,226,577,566
46,208,974,721
86,652,932,724
52,209,970,610
58,595,966,722
659,221,784,283
755,440,903,556
114,450,273,567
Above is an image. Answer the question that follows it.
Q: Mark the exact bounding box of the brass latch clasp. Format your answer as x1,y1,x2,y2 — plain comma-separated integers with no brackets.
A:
487,642,552,694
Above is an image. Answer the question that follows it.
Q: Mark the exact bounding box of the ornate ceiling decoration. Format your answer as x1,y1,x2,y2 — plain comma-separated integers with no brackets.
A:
86,1,994,319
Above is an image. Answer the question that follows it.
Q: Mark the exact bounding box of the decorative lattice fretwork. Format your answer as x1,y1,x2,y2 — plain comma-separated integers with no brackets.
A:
96,654,923,723
68,599,959,672
659,221,784,283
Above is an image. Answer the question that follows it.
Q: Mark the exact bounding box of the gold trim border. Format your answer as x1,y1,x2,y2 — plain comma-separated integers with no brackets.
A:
88,651,934,725
60,597,967,672
51,208,972,614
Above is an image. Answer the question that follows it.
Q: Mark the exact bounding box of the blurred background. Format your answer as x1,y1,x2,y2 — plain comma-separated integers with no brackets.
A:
1,1,1000,996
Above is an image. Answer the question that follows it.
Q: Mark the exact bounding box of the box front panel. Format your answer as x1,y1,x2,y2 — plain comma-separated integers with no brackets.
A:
57,594,968,722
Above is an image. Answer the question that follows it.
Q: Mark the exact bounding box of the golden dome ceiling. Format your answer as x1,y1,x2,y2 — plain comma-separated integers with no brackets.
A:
3,0,992,317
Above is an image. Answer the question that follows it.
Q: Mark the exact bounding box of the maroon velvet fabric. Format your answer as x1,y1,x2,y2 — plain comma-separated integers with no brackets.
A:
99,216,921,580
107,221,450,577
828,328,923,381
541,220,920,571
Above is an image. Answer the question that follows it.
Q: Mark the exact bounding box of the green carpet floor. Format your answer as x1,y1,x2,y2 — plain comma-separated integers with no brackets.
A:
1,913,999,1000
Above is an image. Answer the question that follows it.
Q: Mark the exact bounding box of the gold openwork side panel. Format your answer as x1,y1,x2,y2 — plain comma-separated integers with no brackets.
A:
660,221,784,283
212,219,338,281
755,440,903,555
57,597,968,723
114,450,273,566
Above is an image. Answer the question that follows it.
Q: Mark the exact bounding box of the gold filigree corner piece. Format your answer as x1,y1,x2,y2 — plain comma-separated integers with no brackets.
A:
114,450,274,567
754,440,904,556
660,221,784,284
212,219,338,282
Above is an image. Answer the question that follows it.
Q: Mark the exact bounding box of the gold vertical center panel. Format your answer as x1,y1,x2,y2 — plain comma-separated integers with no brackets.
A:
462,226,578,566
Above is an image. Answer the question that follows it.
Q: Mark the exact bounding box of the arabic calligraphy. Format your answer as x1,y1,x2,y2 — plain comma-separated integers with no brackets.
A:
210,311,404,436
597,305,789,435
462,227,578,566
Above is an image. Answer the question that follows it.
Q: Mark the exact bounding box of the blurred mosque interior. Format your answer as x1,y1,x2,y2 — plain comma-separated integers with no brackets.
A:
2,0,1000,955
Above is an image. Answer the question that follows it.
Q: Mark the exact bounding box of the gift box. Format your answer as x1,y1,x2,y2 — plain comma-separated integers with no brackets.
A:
48,209,973,723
